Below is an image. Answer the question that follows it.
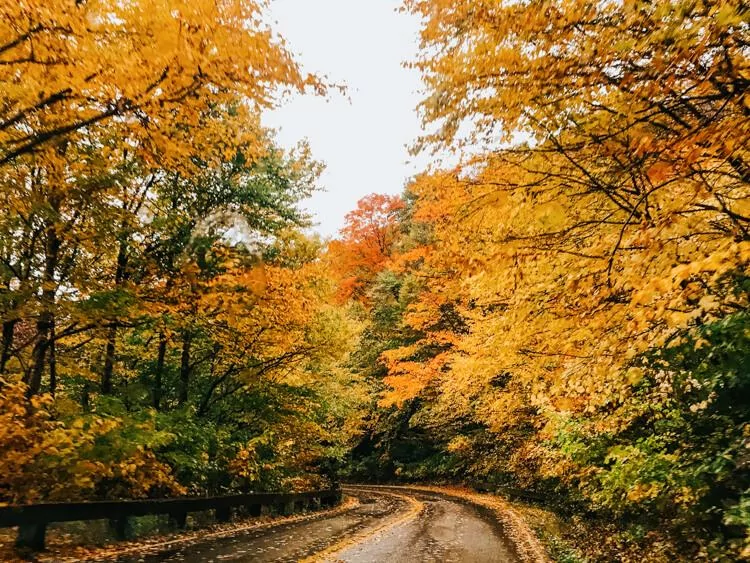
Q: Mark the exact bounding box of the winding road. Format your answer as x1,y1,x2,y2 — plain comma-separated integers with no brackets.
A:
115,485,521,563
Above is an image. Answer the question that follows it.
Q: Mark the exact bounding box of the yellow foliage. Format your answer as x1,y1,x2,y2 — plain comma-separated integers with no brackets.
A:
0,0,318,170
0,379,183,503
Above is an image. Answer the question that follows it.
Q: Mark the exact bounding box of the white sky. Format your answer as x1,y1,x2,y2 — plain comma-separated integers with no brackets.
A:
263,0,428,238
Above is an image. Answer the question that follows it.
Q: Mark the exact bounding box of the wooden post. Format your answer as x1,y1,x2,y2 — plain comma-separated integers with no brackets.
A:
248,504,262,517
16,522,47,551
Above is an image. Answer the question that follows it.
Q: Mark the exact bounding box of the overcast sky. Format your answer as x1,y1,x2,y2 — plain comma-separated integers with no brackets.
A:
263,0,428,238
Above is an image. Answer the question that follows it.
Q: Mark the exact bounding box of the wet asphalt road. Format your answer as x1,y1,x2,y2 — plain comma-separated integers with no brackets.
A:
334,486,519,562
114,486,520,563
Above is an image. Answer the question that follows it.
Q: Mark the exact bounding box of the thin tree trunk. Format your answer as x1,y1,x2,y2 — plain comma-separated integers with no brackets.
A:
28,311,52,395
153,332,166,410
197,343,223,417
178,331,191,405
27,326,47,395
49,322,57,396
101,237,129,394
82,381,90,411
101,325,117,394
26,220,59,397
0,317,16,373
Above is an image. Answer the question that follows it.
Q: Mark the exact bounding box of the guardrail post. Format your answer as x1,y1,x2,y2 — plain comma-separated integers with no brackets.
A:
110,516,131,540
215,506,231,523
16,522,47,551
171,511,187,529
249,503,262,517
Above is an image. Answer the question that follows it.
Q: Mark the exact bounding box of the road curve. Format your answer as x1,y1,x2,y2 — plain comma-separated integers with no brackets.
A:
113,485,521,563
328,485,520,562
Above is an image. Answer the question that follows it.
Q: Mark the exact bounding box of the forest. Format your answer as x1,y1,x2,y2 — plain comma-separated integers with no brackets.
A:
1,1,749,562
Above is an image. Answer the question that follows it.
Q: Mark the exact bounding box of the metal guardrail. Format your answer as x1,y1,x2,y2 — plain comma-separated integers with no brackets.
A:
0,488,342,551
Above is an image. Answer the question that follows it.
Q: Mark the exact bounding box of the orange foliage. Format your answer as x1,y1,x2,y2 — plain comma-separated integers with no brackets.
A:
328,194,405,301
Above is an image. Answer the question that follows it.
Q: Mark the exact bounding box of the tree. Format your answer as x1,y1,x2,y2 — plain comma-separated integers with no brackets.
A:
0,0,317,169
337,1,750,559
0,2,365,508
328,193,406,301
402,0,750,418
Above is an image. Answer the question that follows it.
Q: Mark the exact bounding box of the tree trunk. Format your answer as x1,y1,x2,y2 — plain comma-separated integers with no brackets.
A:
82,381,90,411
27,311,52,395
49,322,57,396
0,318,16,373
153,332,166,410
101,237,129,394
101,325,117,394
25,221,59,397
197,344,224,417
178,331,191,405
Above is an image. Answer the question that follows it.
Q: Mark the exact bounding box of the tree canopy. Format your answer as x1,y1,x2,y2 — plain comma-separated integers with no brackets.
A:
2,1,750,561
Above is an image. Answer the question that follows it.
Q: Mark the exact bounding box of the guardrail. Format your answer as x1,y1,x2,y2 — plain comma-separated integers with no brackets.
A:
0,488,342,551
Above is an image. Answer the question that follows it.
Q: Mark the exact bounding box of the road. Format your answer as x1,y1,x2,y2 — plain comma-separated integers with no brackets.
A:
114,486,521,563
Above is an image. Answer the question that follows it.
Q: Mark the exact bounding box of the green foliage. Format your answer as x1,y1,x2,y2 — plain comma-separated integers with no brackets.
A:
548,311,750,558
0,124,366,504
